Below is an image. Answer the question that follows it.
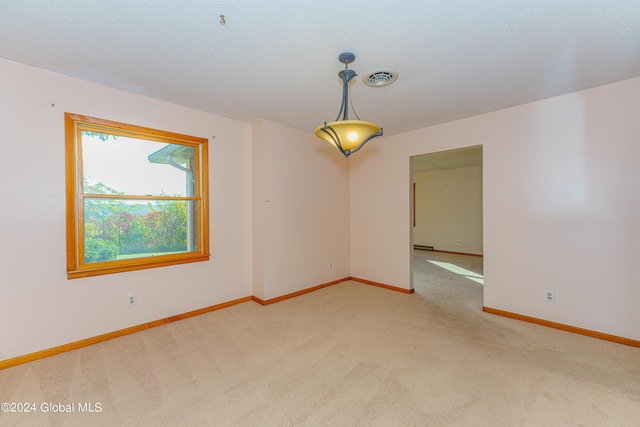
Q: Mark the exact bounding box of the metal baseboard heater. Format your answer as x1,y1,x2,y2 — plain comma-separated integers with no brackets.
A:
414,245,434,251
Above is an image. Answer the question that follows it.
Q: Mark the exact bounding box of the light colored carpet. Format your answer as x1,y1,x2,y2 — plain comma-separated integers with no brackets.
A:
1,251,639,426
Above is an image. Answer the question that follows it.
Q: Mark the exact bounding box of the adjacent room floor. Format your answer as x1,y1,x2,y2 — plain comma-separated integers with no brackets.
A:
1,251,639,426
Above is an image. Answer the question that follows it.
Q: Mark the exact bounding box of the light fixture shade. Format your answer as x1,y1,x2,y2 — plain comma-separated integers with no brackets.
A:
314,120,382,152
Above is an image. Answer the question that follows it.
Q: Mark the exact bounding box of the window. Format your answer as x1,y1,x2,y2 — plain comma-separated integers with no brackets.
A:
65,113,209,279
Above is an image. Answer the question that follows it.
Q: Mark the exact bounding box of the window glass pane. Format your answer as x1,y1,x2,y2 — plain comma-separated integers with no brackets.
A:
83,198,197,264
82,132,195,197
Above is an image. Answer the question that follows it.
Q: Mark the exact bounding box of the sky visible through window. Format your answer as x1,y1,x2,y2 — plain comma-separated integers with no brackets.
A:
82,134,188,197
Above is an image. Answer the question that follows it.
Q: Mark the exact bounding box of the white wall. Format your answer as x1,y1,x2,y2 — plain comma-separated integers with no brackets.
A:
0,59,253,360
414,166,483,254
3,55,638,361
351,76,640,340
0,58,351,361
252,119,350,300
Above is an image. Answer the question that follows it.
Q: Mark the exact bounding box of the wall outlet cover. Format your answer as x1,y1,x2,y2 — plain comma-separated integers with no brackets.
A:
545,290,554,302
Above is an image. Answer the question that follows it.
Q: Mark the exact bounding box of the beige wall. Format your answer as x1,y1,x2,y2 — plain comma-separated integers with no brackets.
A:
2,57,639,361
413,166,483,254
0,58,352,360
0,58,253,361
252,119,350,300
351,76,640,340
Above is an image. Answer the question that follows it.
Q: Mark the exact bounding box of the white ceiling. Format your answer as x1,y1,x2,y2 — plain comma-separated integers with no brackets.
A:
1,1,639,137
413,147,482,173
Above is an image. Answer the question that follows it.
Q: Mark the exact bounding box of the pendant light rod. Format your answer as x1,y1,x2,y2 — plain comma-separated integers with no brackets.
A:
314,52,383,158
335,68,356,121
334,52,355,122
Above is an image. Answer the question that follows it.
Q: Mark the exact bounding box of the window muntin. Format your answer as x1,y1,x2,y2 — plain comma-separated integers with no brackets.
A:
65,113,209,278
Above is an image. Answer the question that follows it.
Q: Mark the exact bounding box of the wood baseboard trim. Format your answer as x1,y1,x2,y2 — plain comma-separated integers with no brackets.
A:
1,278,414,370
0,296,253,371
483,307,640,348
252,278,351,305
349,277,414,294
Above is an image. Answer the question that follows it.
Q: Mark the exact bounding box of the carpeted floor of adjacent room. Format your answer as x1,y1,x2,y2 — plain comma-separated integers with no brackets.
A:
1,251,639,426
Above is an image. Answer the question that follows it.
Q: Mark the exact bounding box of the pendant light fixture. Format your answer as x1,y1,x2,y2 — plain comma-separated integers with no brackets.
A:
314,52,383,158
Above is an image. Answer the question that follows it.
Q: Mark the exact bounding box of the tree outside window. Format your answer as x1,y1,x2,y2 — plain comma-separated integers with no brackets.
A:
65,113,209,279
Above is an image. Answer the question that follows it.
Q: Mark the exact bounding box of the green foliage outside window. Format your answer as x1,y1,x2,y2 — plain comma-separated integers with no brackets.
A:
83,181,189,263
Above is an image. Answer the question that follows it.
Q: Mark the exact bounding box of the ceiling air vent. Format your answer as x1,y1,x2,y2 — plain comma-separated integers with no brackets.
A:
363,68,398,87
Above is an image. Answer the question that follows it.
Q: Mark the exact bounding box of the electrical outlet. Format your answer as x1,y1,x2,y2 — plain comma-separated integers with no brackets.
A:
329,262,333,270
128,293,137,306
545,290,554,303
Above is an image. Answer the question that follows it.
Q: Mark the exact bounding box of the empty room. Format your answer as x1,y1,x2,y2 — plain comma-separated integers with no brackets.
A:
1,2,639,426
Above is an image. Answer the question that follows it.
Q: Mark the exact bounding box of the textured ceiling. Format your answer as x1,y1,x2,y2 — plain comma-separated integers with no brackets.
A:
413,147,482,172
1,1,639,137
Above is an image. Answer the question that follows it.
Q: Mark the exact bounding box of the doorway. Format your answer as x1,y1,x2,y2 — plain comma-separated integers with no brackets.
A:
411,146,484,303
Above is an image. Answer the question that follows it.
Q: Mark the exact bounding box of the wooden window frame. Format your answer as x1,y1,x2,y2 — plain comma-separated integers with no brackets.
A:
65,113,209,279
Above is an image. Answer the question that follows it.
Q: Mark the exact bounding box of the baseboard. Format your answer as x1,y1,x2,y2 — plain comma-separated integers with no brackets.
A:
413,245,433,251
433,250,483,257
413,247,483,257
1,277,414,370
483,307,640,348
0,296,253,371
251,277,350,305
349,277,414,294
252,276,414,305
